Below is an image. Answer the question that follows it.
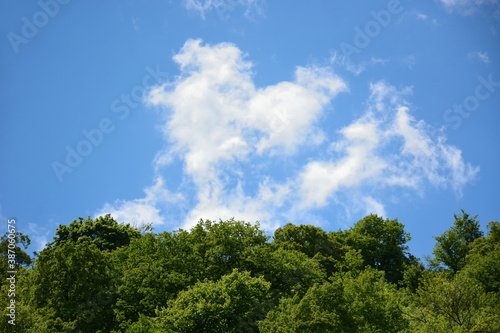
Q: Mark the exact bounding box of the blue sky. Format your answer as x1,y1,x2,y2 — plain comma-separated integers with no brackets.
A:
1,0,499,261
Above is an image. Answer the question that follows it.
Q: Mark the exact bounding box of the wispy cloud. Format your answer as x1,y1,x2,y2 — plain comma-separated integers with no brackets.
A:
438,0,500,15
331,52,389,75
415,12,428,20
184,0,264,20
131,17,140,32
28,223,51,253
296,81,479,211
469,51,491,64
403,54,416,70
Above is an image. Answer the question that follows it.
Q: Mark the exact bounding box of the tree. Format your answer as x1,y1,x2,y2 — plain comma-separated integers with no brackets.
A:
430,210,483,273
112,230,201,331
244,245,326,301
113,218,270,331
406,272,500,332
29,240,117,332
334,214,415,283
464,221,500,294
259,266,407,333
188,218,269,281
0,231,32,282
272,223,341,276
154,269,272,333
48,214,141,251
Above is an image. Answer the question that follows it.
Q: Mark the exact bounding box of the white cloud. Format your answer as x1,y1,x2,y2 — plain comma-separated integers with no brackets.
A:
96,39,478,233
100,39,347,229
184,179,289,231
95,177,183,226
297,81,479,211
148,39,345,169
362,196,387,217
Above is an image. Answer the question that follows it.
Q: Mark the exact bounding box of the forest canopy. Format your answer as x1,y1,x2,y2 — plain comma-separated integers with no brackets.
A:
1,211,499,332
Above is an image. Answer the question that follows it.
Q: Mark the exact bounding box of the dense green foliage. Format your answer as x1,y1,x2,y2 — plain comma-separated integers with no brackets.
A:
1,212,498,332
429,210,483,273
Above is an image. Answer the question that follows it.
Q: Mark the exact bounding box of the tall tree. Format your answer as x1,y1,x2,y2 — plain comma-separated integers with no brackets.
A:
430,210,483,273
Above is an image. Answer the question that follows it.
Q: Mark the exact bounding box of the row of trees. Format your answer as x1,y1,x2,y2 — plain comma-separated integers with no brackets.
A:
1,211,499,332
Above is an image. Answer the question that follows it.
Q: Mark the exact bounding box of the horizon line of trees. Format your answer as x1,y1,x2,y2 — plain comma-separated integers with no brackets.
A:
1,210,499,332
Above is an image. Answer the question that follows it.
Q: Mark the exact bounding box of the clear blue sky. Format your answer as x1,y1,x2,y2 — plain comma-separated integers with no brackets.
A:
1,0,499,261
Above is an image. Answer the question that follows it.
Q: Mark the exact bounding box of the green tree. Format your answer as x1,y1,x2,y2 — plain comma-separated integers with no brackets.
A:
0,232,33,332
113,218,270,331
0,231,32,282
112,230,201,331
430,210,483,273
272,223,341,276
244,244,326,301
189,218,269,281
463,221,500,294
49,214,141,251
406,272,500,332
259,266,407,332
334,214,415,283
29,240,116,332
154,269,272,333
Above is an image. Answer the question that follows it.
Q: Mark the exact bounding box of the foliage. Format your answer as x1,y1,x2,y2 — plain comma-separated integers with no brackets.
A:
463,221,500,294
154,269,272,332
29,240,117,332
273,223,341,276
429,210,483,273
244,245,326,300
259,267,407,332
334,214,415,283
189,218,269,280
405,271,500,332
49,214,141,251
6,211,498,332
0,232,32,284
111,230,201,331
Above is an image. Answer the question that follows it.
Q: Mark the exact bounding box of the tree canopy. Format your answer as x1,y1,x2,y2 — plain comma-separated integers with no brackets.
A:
1,211,498,332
